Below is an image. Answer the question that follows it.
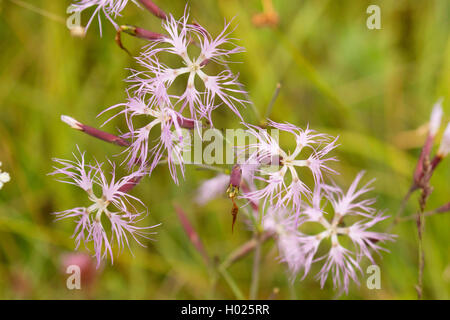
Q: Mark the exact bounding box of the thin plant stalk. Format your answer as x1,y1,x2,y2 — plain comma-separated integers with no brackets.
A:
415,159,432,299
387,185,416,232
218,267,245,300
264,82,282,120
249,233,262,299
220,231,274,270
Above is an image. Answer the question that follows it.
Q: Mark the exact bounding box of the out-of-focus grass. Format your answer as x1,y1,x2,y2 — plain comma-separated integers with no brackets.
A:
0,0,449,299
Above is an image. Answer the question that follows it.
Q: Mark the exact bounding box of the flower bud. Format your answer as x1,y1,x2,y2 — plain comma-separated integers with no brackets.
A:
61,115,130,147
61,115,82,130
227,165,242,201
120,25,164,41
436,202,450,213
438,122,450,157
429,98,443,137
229,164,242,188
413,99,444,185
138,0,167,20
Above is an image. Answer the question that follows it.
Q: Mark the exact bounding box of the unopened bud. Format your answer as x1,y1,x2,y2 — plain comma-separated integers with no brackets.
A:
230,164,242,188
138,0,167,20
61,115,130,147
120,25,164,40
437,122,450,157
436,202,450,213
429,98,443,137
227,165,242,199
61,115,82,130
118,174,144,193
177,116,196,130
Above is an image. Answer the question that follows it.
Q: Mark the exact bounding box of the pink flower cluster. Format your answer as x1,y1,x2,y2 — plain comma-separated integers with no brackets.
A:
57,6,248,264
195,119,394,293
58,3,396,294
262,172,395,293
98,10,247,183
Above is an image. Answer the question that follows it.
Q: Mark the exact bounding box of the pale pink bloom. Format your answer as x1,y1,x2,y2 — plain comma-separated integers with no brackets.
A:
298,173,395,293
129,9,247,121
262,173,394,293
242,120,337,212
69,0,136,34
438,122,450,157
51,148,159,267
414,98,445,184
100,96,196,184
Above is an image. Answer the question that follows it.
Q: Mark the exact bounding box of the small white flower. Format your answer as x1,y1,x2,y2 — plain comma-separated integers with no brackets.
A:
0,161,11,190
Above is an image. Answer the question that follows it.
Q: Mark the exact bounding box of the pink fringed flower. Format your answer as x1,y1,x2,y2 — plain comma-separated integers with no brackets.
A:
242,120,338,212
262,172,395,293
129,9,247,121
51,148,159,267
69,0,136,34
100,95,196,184
299,172,395,293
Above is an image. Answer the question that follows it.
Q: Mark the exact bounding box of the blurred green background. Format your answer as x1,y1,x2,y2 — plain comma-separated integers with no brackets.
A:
0,0,449,299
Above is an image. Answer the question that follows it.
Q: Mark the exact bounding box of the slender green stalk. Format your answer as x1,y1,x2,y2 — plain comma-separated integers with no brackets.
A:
220,231,274,270
415,158,432,299
219,267,245,300
416,187,429,300
249,234,262,299
264,83,282,120
396,208,447,223
387,185,416,232
8,0,66,24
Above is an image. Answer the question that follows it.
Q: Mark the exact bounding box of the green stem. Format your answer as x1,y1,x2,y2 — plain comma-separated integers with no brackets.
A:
219,267,245,300
249,233,262,299
220,231,274,270
387,185,416,232
264,83,282,120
